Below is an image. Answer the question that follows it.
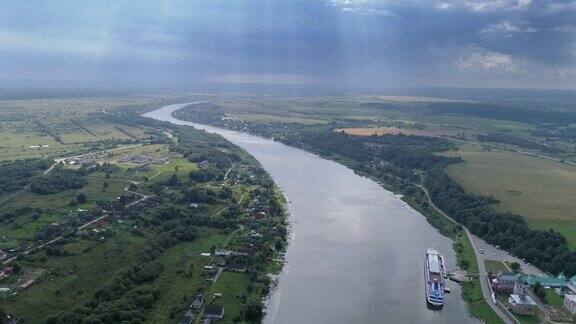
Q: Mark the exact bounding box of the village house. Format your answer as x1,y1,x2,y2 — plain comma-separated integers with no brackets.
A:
191,294,204,311
492,273,519,294
204,305,225,320
564,294,576,314
215,249,231,257
508,284,537,315
178,309,194,324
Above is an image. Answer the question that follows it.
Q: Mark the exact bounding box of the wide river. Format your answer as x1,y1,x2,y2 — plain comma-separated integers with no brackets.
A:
144,103,479,324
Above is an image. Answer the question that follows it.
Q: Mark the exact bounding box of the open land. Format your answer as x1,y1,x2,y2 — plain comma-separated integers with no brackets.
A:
442,148,576,249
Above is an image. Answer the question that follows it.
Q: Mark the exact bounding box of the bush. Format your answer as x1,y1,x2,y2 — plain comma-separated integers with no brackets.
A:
76,193,87,204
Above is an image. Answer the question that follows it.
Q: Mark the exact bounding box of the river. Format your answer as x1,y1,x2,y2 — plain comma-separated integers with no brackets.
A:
144,103,479,324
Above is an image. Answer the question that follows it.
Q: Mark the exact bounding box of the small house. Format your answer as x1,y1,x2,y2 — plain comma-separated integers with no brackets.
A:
191,294,204,311
564,294,576,314
204,304,225,320
20,279,34,289
492,273,518,294
178,309,194,324
215,250,231,257
508,284,536,315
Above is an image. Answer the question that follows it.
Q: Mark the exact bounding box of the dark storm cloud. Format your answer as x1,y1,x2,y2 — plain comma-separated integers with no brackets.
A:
0,0,575,88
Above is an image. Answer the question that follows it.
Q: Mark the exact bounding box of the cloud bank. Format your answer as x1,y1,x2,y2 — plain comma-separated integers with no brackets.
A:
0,0,575,89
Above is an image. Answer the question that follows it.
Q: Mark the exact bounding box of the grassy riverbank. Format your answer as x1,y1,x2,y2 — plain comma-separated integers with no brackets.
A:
455,232,504,324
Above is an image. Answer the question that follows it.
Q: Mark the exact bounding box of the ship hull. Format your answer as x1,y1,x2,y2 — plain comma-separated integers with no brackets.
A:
424,249,445,308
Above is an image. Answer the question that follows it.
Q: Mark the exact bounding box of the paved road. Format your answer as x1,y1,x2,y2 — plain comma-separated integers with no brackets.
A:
470,234,543,276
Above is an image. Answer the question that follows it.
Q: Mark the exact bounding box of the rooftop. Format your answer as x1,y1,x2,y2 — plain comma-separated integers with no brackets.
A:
204,304,224,316
565,294,576,302
510,294,537,306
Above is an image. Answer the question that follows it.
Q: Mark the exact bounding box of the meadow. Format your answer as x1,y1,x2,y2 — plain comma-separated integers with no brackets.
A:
443,149,576,248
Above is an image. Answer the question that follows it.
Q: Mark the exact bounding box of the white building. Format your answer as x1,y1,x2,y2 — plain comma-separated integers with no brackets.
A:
509,284,536,315
564,294,576,314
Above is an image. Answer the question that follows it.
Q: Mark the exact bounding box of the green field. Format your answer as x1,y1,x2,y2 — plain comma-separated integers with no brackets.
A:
484,260,509,275
443,149,576,248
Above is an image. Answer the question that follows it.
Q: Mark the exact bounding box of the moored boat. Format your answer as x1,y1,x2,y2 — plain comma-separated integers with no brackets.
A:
424,248,446,307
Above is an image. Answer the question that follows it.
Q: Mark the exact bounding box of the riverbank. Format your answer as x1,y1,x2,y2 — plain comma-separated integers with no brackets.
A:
148,102,479,324
171,102,507,323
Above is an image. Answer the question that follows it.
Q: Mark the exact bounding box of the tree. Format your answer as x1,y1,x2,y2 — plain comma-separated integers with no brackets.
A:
166,174,179,187
244,296,263,321
532,282,547,298
459,259,470,270
76,193,87,204
510,262,521,273
102,182,109,189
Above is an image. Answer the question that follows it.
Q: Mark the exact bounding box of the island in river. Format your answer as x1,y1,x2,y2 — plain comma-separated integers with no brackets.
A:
145,103,481,324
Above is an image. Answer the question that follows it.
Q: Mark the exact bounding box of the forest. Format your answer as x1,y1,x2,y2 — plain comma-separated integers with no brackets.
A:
29,167,87,195
0,158,52,194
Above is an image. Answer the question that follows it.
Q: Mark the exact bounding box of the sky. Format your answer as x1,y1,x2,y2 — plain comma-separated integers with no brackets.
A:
0,0,575,90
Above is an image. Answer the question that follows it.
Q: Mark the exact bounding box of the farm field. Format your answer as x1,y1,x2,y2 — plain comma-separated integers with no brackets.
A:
0,94,210,160
443,149,576,247
335,126,468,137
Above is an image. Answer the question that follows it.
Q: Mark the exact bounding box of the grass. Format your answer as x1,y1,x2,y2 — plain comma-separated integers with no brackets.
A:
2,230,147,323
443,149,576,248
144,230,229,323
443,149,576,221
543,290,564,307
455,232,504,324
201,272,250,324
484,260,510,275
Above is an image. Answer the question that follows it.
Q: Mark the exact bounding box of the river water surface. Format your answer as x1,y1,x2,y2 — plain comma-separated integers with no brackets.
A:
144,103,479,324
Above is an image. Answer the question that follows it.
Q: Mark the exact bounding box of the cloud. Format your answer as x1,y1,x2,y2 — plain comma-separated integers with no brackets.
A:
0,27,189,63
328,0,395,16
480,20,538,38
0,0,575,88
340,6,395,16
456,47,516,72
464,0,531,12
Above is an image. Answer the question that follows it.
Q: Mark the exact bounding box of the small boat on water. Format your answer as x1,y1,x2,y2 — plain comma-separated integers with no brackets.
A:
424,248,446,308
